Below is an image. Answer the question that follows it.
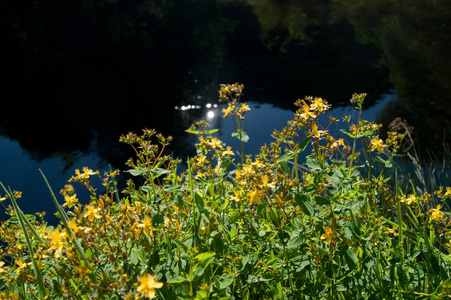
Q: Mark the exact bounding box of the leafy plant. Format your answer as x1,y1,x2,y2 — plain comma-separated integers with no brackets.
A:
0,84,450,299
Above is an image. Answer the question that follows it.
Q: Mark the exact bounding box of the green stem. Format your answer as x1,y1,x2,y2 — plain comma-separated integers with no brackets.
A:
283,244,294,296
149,174,160,214
294,154,299,183
237,115,244,165
347,110,362,177
187,159,198,247
395,169,404,248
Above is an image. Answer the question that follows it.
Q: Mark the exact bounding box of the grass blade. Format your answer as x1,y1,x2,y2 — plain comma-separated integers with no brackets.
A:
0,182,47,299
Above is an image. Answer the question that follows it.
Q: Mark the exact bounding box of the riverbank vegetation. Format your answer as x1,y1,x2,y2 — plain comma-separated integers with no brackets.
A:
1,84,450,299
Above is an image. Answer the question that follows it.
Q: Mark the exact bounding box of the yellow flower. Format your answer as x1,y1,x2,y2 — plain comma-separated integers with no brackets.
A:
67,219,79,233
0,261,6,274
208,137,223,148
62,184,75,194
130,222,138,233
137,274,163,298
401,194,416,205
222,104,234,118
242,164,255,175
138,216,156,236
248,189,263,205
445,187,451,198
387,225,398,236
430,204,446,222
76,266,91,277
239,103,251,113
310,97,328,113
370,138,384,153
445,240,451,250
48,229,68,257
299,101,316,121
261,175,275,188
15,258,31,272
251,159,264,168
230,190,241,203
309,123,325,138
275,194,283,204
197,155,207,165
63,194,78,208
321,226,337,245
223,146,235,157
84,205,102,222
74,167,97,180
350,124,358,135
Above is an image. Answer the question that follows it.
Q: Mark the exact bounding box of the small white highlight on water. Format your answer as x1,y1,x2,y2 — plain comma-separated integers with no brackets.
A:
207,111,215,119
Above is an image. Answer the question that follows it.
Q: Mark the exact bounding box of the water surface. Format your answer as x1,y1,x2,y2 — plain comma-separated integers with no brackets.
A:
1,0,450,222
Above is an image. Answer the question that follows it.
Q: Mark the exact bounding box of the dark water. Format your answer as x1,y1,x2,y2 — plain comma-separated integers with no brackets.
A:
1,0,450,223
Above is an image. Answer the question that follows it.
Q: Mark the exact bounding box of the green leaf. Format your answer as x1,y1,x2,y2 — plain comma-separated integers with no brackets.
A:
194,252,215,261
162,185,181,192
377,156,392,168
299,136,312,152
362,130,374,136
430,255,440,275
340,129,356,139
306,156,322,171
232,130,249,143
149,168,172,178
336,284,347,292
396,265,407,286
185,129,219,135
346,221,361,237
212,236,224,254
292,255,310,272
174,240,188,252
230,228,238,239
220,275,234,289
315,196,330,206
130,249,140,265
295,193,314,216
278,230,290,246
241,254,258,271
277,151,295,163
152,215,165,228
276,138,311,163
194,191,204,209
344,227,353,240
126,169,147,176
406,250,421,262
287,231,304,248
229,211,241,224
193,256,215,278
345,248,357,270
167,276,189,283
279,161,290,175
